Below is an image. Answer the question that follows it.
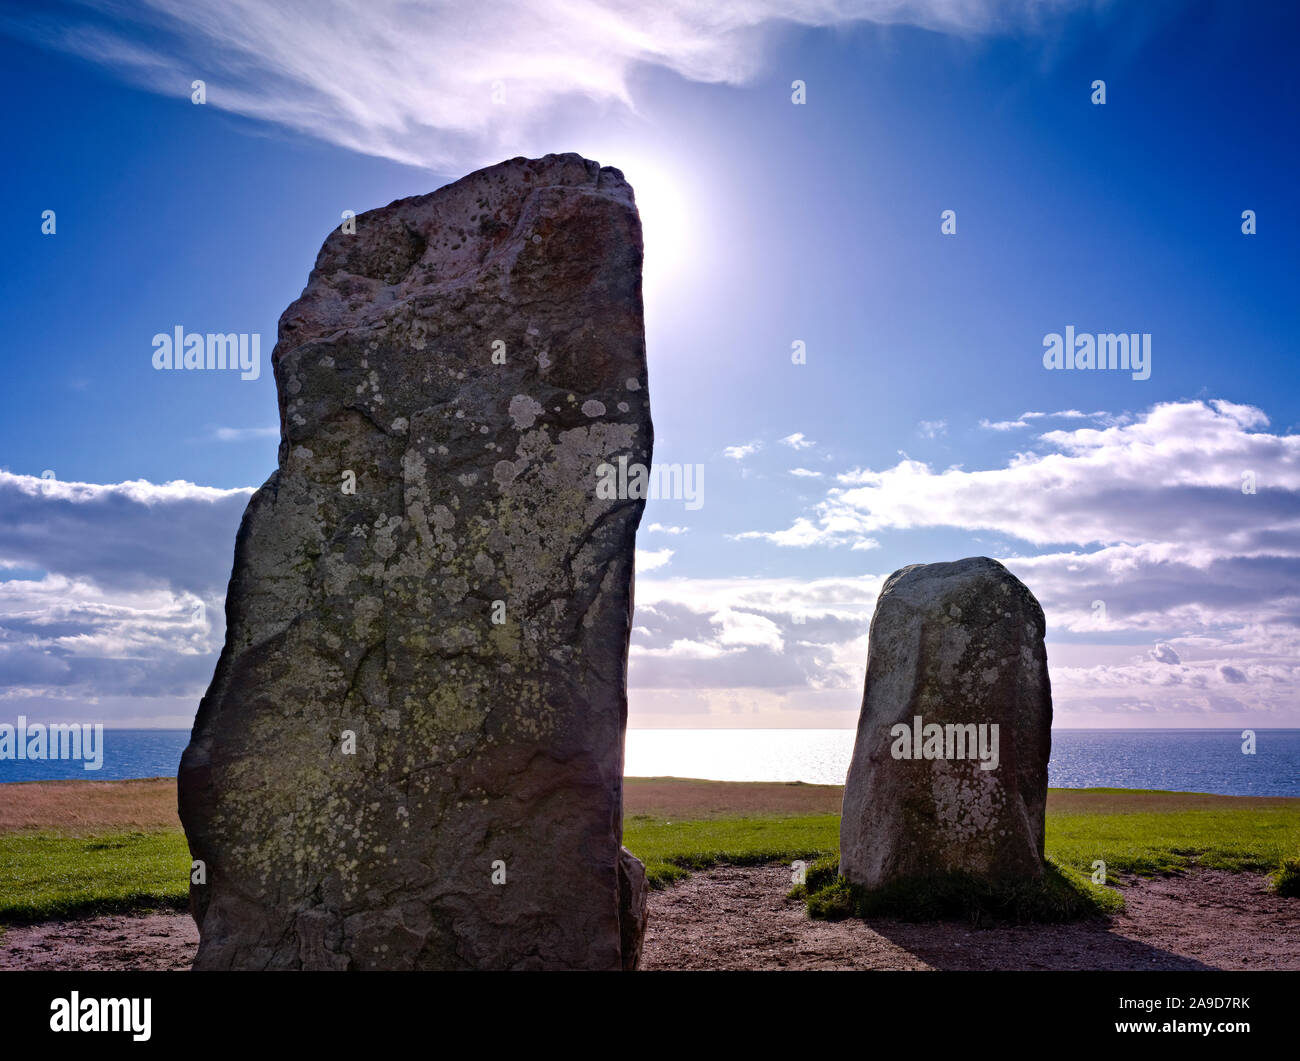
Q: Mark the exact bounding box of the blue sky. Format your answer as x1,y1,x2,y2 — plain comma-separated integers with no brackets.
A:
2,0,1298,728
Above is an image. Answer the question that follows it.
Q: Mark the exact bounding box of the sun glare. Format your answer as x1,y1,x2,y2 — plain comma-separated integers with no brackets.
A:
607,154,696,306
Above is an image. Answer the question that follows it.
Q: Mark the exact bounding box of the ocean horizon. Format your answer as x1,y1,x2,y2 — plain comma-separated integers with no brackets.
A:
1,727,1296,797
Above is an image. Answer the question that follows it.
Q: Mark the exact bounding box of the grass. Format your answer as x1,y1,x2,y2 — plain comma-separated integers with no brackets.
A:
624,785,1300,922
624,813,840,888
793,856,1123,924
1274,857,1300,897
0,777,180,832
0,779,1296,924
789,789,1300,923
0,830,190,922
1048,805,1300,877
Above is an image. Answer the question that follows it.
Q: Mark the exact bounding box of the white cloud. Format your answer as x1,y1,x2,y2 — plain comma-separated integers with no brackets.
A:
636,547,674,571
212,426,279,442
714,608,784,652
732,516,829,547
646,523,688,534
789,468,822,478
0,472,253,591
983,410,1118,431
713,401,1300,723
917,419,947,439
628,573,881,708
8,1,1084,172
1009,543,1300,635
2,471,252,509
0,472,252,724
781,432,815,450
756,401,1300,550
1149,642,1181,665
723,442,759,460
3,454,1295,728
627,547,1300,725
5,395,1297,729
633,639,729,661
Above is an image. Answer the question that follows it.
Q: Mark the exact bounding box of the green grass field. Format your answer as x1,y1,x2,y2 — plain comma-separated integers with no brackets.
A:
0,830,190,921
0,779,1296,923
627,812,841,887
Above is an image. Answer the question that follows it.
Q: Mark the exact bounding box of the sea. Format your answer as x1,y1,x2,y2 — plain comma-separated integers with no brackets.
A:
1,727,1297,797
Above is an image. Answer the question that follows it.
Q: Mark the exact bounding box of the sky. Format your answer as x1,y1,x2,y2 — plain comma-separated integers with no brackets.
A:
2,0,1298,729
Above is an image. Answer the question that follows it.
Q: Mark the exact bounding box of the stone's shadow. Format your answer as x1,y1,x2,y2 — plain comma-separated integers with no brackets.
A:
863,916,1218,971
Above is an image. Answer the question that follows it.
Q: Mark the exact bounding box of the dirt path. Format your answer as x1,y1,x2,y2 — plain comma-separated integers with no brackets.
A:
1,867,1294,971
640,865,1299,970
0,911,197,971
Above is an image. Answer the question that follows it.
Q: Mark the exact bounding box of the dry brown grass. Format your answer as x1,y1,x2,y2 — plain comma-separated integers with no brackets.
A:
0,778,180,832
625,777,843,817
3,776,1294,834
1044,788,1299,814
624,779,1300,818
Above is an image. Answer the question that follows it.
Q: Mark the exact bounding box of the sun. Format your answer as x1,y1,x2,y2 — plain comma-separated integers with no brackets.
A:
604,153,696,306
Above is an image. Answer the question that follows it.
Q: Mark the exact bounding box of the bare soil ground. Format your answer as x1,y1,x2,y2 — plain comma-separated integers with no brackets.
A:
0,912,198,971
2,865,1293,971
640,865,1300,971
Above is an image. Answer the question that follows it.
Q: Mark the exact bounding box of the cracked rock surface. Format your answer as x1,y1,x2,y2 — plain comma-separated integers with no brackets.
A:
179,153,651,970
840,557,1052,891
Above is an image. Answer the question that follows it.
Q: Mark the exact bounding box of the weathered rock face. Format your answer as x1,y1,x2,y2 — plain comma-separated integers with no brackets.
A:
839,557,1052,891
179,153,651,970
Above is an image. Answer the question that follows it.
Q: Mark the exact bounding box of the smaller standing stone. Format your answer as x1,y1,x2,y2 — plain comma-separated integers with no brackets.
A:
840,557,1052,892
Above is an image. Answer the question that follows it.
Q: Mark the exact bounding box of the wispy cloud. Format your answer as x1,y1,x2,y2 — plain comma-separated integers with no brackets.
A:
212,426,278,442
723,442,760,460
780,432,816,450
7,1,1086,171
980,409,1120,431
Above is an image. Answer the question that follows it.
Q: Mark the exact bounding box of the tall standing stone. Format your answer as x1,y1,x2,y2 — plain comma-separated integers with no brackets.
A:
179,154,651,970
840,557,1052,892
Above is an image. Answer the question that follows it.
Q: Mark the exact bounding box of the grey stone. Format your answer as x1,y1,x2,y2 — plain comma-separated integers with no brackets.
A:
839,556,1052,891
179,153,651,970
